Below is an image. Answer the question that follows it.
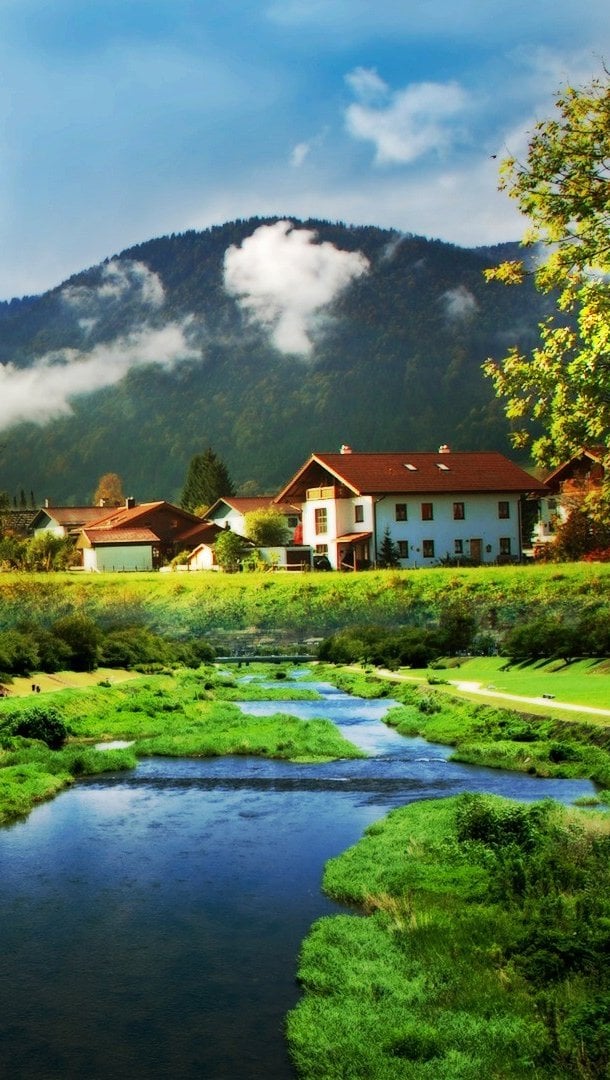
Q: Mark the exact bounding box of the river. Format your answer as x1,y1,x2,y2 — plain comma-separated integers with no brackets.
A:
0,678,595,1079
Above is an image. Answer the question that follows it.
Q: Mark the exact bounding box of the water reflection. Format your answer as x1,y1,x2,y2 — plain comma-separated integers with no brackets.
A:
0,679,595,1080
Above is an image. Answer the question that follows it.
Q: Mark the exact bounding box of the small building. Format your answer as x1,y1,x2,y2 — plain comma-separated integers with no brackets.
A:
531,448,606,551
205,496,309,570
77,500,215,571
31,505,112,539
275,446,548,569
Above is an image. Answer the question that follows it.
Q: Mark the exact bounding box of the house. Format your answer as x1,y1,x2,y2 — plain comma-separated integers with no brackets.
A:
76,500,215,571
31,504,112,539
531,448,606,550
204,496,309,570
275,446,548,569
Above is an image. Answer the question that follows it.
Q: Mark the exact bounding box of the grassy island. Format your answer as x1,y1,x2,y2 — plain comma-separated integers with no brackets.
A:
288,794,610,1079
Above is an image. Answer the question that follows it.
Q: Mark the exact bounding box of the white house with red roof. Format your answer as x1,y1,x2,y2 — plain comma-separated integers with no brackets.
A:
204,495,308,570
275,446,547,569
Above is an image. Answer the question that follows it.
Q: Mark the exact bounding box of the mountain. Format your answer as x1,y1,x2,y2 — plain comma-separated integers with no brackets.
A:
0,218,551,504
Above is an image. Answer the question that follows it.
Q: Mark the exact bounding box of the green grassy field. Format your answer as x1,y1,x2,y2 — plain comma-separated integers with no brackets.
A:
406,656,610,714
0,563,609,641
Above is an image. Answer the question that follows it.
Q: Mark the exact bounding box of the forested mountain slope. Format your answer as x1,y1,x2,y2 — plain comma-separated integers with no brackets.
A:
0,218,550,503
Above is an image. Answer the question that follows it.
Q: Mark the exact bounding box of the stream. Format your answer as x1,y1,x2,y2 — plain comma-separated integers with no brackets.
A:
0,678,595,1079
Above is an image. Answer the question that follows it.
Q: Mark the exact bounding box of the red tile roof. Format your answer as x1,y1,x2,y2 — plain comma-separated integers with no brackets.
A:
276,451,548,500
34,506,112,527
80,527,161,545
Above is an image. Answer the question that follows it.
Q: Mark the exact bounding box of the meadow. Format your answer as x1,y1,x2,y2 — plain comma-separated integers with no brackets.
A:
0,562,608,642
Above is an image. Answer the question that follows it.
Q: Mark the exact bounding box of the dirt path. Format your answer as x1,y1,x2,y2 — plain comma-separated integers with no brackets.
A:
1,669,140,697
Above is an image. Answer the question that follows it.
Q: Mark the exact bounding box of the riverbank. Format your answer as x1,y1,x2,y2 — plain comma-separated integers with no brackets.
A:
0,666,364,825
320,666,610,791
288,793,610,1079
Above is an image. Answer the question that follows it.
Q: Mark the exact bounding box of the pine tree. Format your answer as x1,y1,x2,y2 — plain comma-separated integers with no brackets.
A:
377,526,400,568
180,447,235,514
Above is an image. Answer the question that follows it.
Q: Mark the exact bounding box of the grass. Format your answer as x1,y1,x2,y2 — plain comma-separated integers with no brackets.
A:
287,795,610,1080
416,655,610,713
0,563,608,641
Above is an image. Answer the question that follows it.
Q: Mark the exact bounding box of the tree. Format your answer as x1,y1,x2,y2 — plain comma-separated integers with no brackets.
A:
24,534,75,572
51,615,101,672
483,71,610,517
243,508,290,546
93,473,125,507
214,528,245,572
180,447,235,514
376,526,400,568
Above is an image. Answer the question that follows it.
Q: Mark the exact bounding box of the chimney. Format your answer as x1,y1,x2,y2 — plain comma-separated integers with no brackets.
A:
125,496,136,509
44,498,49,508
438,444,450,454
340,444,353,455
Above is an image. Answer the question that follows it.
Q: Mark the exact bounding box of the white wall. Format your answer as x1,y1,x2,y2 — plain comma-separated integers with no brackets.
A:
302,492,522,567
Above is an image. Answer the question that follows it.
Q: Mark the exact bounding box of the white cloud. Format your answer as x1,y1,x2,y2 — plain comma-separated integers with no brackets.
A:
223,220,369,355
0,321,199,432
290,142,311,167
345,71,470,165
62,259,165,321
441,286,479,321
344,66,388,104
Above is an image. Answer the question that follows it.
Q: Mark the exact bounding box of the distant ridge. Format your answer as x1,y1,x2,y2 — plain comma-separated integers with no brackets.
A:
0,218,549,503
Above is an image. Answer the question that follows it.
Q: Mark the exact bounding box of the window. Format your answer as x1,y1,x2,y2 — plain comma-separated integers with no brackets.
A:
314,507,327,534
397,541,408,558
395,503,407,521
354,504,364,523
287,515,299,529
498,501,510,519
315,543,328,554
422,539,435,558
421,502,433,521
454,539,463,555
453,502,465,520
499,537,511,555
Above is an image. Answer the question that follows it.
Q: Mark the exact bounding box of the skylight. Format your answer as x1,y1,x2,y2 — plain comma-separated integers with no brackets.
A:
404,463,417,471
436,462,450,470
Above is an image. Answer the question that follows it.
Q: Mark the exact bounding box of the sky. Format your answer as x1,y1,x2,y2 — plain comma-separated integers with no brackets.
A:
0,0,608,301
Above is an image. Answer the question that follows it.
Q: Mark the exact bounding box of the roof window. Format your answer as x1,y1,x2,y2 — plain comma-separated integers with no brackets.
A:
404,463,417,471
436,462,450,470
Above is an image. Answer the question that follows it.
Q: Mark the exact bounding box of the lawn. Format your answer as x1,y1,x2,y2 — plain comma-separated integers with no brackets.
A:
409,656,610,714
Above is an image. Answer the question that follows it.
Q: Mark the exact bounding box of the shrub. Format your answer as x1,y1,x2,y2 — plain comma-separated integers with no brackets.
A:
11,704,68,748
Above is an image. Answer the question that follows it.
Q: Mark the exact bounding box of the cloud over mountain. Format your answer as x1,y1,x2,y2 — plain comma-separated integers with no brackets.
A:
0,259,199,431
223,220,369,355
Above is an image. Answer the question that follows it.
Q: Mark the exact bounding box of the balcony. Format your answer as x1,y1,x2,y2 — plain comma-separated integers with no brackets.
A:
306,485,337,501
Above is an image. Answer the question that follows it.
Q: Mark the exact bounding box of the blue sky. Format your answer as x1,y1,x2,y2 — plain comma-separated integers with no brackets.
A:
0,0,607,300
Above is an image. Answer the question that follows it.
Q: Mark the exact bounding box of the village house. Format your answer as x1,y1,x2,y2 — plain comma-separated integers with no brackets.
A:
76,499,217,572
31,503,112,539
531,448,606,551
275,445,548,570
204,495,309,570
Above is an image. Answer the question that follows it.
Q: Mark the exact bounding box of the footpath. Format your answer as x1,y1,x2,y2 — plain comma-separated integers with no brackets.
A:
372,668,610,720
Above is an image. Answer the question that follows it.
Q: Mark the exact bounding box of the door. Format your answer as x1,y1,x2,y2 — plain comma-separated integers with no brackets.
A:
470,538,482,563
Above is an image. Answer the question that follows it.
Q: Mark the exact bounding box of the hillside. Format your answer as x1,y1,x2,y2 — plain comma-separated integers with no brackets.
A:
0,218,552,503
